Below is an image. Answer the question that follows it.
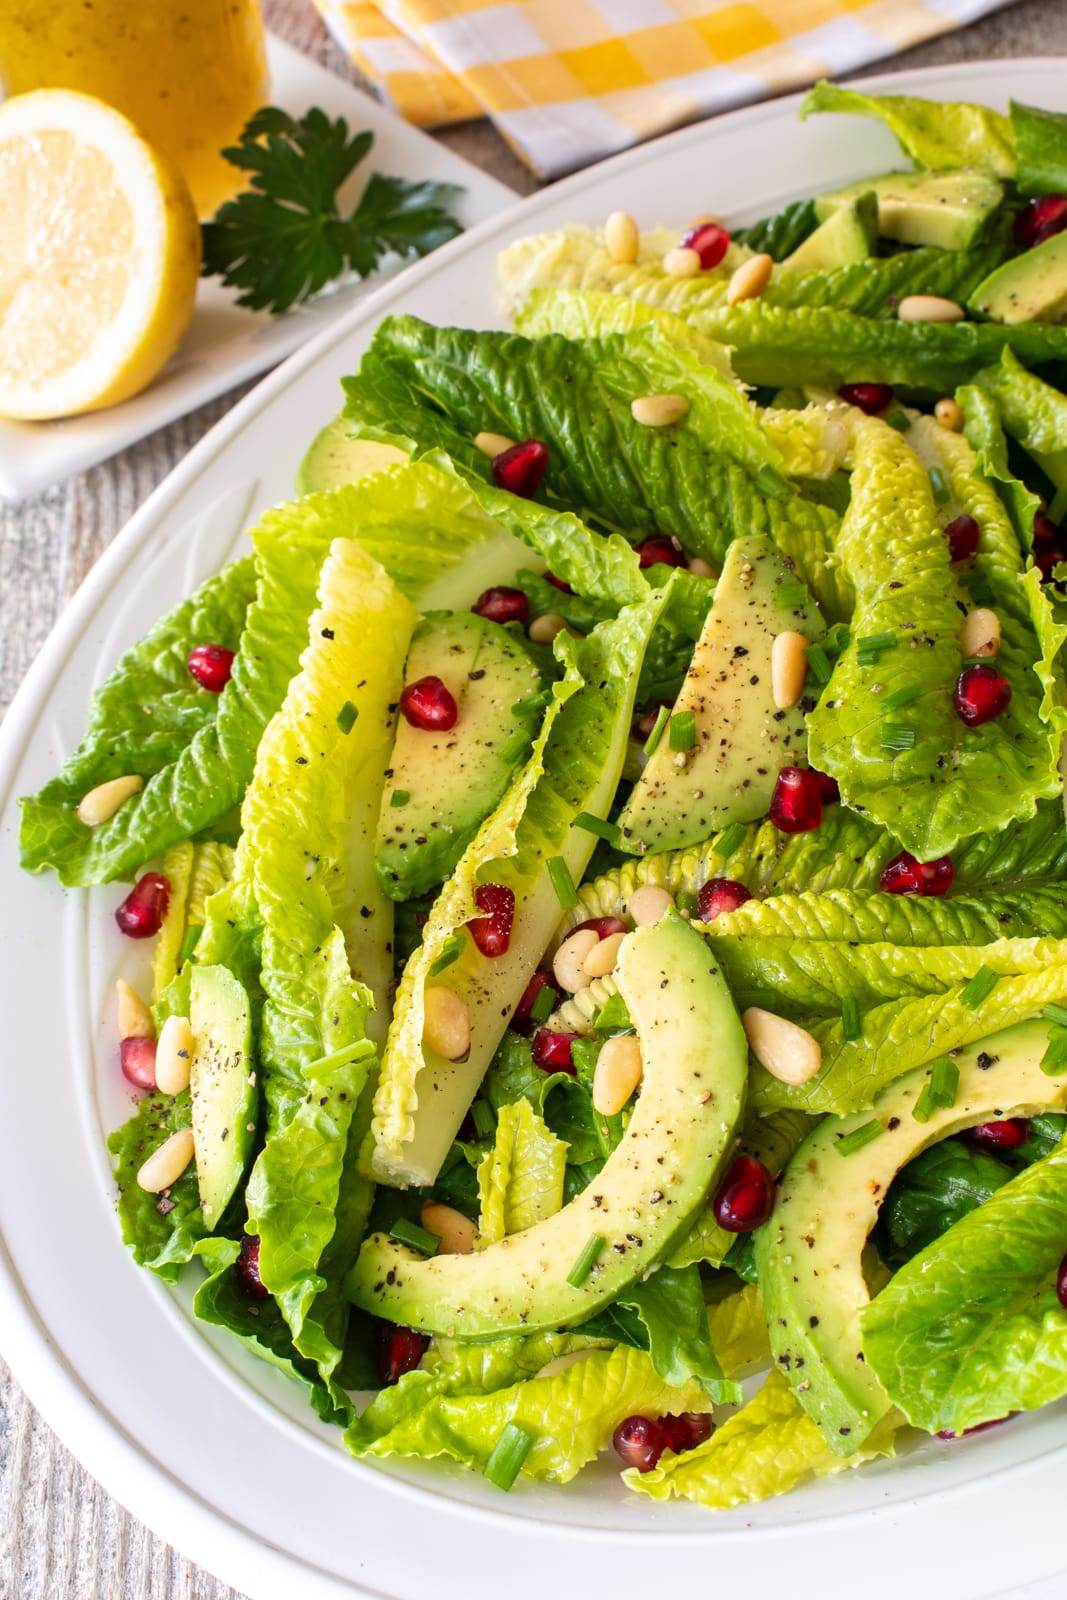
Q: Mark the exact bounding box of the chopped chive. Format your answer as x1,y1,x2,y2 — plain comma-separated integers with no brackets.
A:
755,463,785,496
512,690,551,718
429,932,467,976
337,700,359,734
884,407,912,433
567,1233,605,1287
881,722,916,752
961,965,998,1009
178,924,202,965
529,982,557,1025
642,704,671,758
716,820,747,860
390,789,411,808
389,1218,440,1257
929,466,949,505
882,682,921,712
484,1422,534,1492
547,856,577,911
777,580,808,609
824,623,851,659
913,1057,959,1122
1040,1029,1067,1076
1042,1002,1067,1029
840,995,861,1042
857,631,898,665
472,1099,496,1140
573,811,621,847
594,992,632,1032
834,1120,883,1157
668,710,697,752
804,643,833,685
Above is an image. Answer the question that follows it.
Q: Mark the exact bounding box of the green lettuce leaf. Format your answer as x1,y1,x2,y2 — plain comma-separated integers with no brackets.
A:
960,382,1042,549
800,82,1016,176
514,284,738,382
862,1137,1067,1434
151,841,235,1003
765,237,1008,318
476,1099,567,1244
482,1032,603,1167
713,884,1067,948
973,348,1067,494
108,1089,205,1280
612,1264,740,1404
705,1282,772,1376
735,199,818,259
20,555,257,885
1011,100,1067,196
878,1139,1013,1263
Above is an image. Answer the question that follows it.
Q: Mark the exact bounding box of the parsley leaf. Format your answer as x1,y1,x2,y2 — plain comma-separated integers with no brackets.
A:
201,106,464,314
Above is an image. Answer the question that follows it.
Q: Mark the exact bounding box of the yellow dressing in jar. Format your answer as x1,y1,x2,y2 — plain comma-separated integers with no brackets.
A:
0,1,268,216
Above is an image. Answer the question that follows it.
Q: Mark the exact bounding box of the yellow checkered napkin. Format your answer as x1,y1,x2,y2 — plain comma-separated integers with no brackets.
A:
315,0,1010,178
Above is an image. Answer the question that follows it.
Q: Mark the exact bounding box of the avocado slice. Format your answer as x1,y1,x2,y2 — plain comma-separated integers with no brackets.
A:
779,193,878,274
754,1020,1067,1455
189,964,257,1227
346,912,747,1335
618,533,824,855
969,229,1067,325
815,167,1003,251
375,613,545,900
295,414,407,496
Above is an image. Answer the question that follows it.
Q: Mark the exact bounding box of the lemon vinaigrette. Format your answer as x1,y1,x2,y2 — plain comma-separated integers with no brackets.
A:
0,0,268,217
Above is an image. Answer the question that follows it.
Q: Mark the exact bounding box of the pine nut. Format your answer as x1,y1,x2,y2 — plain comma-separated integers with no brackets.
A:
726,253,773,306
742,1007,822,1086
116,979,153,1040
535,1348,600,1380
687,556,717,578
898,295,965,324
631,393,690,428
77,774,142,827
688,212,721,228
935,397,964,432
960,607,1000,659
582,930,626,980
663,246,701,278
474,430,516,458
605,210,639,264
155,1015,195,1095
528,611,567,644
136,1127,195,1193
554,929,600,993
593,1034,643,1116
420,1201,478,1254
627,885,674,927
423,986,471,1061
771,630,810,710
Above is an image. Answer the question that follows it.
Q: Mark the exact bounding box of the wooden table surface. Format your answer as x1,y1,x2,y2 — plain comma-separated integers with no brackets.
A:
3,2,1067,1595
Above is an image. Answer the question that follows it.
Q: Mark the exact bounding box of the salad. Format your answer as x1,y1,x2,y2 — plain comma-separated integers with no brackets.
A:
19,81,1067,1509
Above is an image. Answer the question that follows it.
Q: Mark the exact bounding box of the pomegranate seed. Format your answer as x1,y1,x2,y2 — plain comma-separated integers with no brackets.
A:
697,877,751,922
681,222,731,270
468,883,515,958
713,1154,775,1233
769,766,825,833
400,675,458,731
545,571,572,593
1032,512,1065,580
954,664,1011,728
115,871,170,939
965,1117,1030,1153
660,1411,714,1454
571,916,630,939
187,643,235,693
119,1036,157,1091
635,536,685,570
375,1322,429,1385
813,770,839,804
879,850,954,896
492,439,548,499
945,513,980,562
1014,194,1067,250
235,1234,269,1300
512,969,558,1031
472,586,529,626
838,383,894,416
612,1414,668,1472
1057,1254,1067,1311
531,1028,575,1073
938,1414,1016,1440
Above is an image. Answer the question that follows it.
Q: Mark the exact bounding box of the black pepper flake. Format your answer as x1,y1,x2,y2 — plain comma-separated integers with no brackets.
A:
321,627,335,639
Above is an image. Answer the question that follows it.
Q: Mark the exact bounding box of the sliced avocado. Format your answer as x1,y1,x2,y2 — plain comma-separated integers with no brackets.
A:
754,1020,1067,1455
296,414,407,495
618,533,824,855
189,964,256,1227
375,612,544,901
968,229,1067,325
779,193,878,274
815,167,1003,251
346,912,747,1335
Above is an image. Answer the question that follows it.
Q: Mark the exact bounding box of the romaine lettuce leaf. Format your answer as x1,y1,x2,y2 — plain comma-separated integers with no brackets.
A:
1011,100,1067,197
862,1137,1067,1434
735,199,818,260
108,1089,204,1280
765,237,1008,318
20,555,256,885
800,82,1016,176
960,383,1042,549
476,1099,567,1244
878,1139,1013,1263
613,1264,740,1404
151,841,235,1003
514,285,737,382
973,348,1067,494
705,1282,771,1376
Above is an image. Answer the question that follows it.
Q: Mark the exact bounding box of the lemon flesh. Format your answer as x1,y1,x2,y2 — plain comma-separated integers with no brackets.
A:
0,89,201,421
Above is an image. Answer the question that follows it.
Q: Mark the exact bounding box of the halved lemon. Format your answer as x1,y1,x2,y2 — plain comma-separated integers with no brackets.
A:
0,89,201,421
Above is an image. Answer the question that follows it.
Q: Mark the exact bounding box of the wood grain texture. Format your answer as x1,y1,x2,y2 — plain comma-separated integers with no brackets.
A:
2,2,1066,1596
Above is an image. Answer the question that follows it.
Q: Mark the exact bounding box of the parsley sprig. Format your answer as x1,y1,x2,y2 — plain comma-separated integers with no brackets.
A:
201,107,464,314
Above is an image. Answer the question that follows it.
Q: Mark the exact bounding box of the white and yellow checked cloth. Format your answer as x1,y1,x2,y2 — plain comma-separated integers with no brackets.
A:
314,0,1012,178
